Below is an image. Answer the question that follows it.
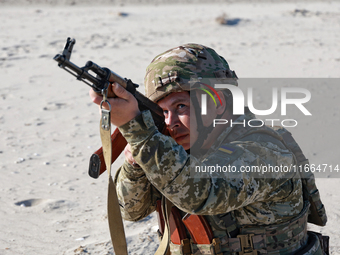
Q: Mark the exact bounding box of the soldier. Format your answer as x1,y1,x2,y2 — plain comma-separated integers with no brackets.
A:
89,44,328,254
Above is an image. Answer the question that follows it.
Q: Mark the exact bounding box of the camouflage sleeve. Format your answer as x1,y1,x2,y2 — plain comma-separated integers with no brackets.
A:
114,160,161,221
118,110,300,216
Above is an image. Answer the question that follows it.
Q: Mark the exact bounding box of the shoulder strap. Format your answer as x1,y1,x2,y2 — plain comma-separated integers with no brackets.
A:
154,197,172,255
223,124,327,227
272,127,327,227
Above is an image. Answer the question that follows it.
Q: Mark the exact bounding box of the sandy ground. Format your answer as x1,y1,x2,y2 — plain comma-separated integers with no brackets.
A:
0,1,340,254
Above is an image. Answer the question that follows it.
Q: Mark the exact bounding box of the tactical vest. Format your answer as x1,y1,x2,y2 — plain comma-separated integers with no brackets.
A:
157,125,328,255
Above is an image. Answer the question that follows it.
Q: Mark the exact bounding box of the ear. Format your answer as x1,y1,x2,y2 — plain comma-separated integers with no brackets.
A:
215,91,226,115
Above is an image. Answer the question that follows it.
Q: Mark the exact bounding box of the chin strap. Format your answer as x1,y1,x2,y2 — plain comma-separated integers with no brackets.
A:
190,89,225,154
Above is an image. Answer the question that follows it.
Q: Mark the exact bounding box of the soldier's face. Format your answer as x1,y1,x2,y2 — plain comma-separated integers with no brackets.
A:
158,92,198,150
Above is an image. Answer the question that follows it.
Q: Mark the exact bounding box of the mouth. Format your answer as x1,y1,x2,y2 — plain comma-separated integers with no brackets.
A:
174,134,189,143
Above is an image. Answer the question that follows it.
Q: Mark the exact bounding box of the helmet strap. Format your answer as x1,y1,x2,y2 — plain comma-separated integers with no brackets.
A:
190,90,225,154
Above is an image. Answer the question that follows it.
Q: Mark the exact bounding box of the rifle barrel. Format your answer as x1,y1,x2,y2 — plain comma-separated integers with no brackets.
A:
54,54,101,87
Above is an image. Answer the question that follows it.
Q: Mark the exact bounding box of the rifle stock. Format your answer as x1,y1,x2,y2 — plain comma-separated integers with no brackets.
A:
89,128,127,179
54,37,165,179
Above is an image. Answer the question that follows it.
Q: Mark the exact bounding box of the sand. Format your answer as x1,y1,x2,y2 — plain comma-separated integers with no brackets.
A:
0,1,340,254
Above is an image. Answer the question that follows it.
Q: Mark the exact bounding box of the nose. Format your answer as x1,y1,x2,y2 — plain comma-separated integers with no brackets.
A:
166,110,180,130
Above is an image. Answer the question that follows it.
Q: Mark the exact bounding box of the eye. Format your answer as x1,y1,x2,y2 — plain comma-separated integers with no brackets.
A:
163,110,168,116
178,104,186,109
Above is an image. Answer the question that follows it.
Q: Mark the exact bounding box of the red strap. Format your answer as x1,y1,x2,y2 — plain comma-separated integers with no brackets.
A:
182,214,214,244
169,207,187,245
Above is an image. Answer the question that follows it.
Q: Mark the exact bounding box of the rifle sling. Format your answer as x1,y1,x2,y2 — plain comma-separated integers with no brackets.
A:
100,108,128,255
154,197,172,255
100,107,170,255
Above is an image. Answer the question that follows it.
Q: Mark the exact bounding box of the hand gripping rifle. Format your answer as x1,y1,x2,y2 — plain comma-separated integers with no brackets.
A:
53,38,166,178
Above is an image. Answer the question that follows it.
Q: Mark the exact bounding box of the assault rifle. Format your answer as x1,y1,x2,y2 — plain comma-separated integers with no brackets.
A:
53,38,166,179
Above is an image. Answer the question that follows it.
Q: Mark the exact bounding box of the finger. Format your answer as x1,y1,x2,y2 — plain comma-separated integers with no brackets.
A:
124,147,130,159
124,144,131,154
90,88,111,111
89,89,102,105
111,82,132,101
125,144,132,152
124,145,135,165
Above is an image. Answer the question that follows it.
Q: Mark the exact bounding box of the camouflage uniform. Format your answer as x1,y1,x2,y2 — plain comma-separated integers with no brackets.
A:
115,109,309,254
114,44,325,254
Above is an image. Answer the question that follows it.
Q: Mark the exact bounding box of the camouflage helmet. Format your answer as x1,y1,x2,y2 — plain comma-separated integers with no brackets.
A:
145,43,238,102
